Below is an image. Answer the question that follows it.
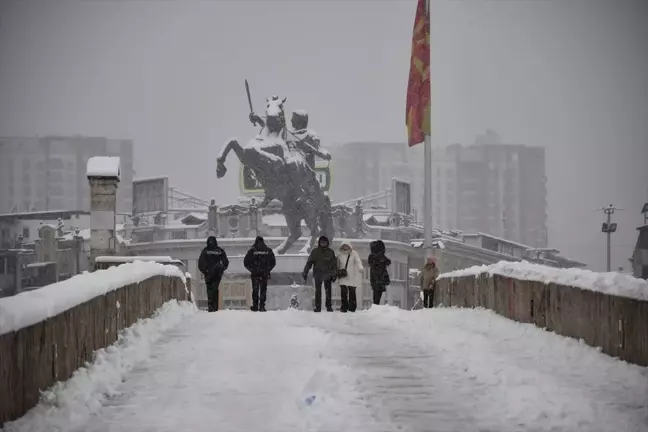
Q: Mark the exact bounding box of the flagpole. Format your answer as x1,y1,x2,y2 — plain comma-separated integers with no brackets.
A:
423,0,433,257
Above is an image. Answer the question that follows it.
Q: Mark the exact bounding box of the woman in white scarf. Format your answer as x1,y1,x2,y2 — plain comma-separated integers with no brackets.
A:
337,240,364,312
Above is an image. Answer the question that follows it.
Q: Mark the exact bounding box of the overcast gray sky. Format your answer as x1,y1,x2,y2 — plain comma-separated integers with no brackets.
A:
0,0,646,271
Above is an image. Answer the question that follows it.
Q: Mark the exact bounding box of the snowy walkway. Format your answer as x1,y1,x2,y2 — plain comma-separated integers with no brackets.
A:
8,306,648,432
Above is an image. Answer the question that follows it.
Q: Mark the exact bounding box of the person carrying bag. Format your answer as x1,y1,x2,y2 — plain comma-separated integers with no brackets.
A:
337,240,364,312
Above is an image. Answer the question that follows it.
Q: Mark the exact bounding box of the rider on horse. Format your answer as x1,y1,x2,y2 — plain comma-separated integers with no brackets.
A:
249,108,330,201
249,109,330,170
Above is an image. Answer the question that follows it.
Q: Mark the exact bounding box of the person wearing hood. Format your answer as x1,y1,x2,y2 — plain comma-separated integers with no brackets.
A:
336,240,364,312
419,256,439,308
244,236,276,312
368,240,391,305
198,236,229,312
302,235,338,312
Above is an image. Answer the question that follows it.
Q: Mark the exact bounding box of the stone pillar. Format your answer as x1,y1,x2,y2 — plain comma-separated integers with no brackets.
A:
14,253,23,295
74,231,84,274
354,200,364,239
208,199,219,237
87,157,120,267
248,198,258,238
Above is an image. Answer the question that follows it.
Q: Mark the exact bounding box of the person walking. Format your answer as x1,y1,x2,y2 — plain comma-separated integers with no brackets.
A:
243,236,276,312
419,256,439,308
198,236,229,312
368,240,391,305
336,240,364,312
302,236,338,312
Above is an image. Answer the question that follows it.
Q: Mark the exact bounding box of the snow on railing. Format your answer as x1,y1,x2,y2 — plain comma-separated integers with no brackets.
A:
439,260,648,301
0,261,186,335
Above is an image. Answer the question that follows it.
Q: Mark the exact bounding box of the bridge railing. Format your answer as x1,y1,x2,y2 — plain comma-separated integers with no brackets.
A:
436,262,648,367
0,261,191,427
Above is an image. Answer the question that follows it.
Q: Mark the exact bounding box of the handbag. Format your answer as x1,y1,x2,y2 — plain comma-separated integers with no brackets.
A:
337,254,351,279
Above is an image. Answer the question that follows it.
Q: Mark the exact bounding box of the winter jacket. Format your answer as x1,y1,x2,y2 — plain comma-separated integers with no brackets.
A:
303,236,338,281
336,240,364,289
198,236,229,283
419,263,439,291
368,240,391,289
244,236,276,278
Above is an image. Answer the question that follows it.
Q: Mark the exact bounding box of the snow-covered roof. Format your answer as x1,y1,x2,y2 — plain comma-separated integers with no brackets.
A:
439,260,648,301
26,261,56,268
86,156,121,179
180,213,208,225
0,261,186,335
0,210,89,221
58,228,91,241
464,232,532,250
364,214,390,224
133,176,168,183
95,256,180,264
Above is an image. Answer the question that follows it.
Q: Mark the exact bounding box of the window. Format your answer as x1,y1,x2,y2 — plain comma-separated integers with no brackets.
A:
22,227,29,239
49,172,64,182
49,158,64,169
172,231,187,240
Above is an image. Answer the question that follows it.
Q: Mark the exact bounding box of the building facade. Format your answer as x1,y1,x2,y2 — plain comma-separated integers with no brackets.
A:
329,142,413,208
0,136,133,214
443,142,547,247
328,137,547,247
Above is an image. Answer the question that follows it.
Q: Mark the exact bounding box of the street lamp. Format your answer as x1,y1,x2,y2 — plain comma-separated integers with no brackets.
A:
595,204,624,272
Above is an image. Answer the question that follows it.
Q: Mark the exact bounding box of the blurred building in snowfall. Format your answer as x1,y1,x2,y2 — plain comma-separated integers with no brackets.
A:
0,136,134,214
329,130,548,247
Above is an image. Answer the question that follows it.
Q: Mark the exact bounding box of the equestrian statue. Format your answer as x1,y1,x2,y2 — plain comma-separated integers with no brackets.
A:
216,81,334,254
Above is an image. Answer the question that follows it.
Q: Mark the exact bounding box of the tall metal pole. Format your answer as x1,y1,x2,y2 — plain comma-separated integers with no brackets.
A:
423,0,433,257
596,204,623,272
424,136,432,253
606,209,612,272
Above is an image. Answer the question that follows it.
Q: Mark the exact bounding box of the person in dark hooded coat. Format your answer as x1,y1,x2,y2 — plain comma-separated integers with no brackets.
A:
368,240,391,305
198,236,229,312
244,236,276,312
302,235,337,312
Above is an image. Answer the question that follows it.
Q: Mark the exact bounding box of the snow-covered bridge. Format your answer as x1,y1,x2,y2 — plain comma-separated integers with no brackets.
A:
1,262,647,432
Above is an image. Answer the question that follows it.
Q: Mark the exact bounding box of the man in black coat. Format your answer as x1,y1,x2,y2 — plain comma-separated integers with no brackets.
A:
302,235,337,312
198,236,229,312
368,240,391,305
243,236,276,312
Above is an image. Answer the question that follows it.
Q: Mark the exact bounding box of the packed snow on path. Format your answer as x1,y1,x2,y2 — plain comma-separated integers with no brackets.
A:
2,300,198,432
6,306,648,432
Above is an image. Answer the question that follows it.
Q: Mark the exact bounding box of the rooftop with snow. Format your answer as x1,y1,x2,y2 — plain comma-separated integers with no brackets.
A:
86,156,121,180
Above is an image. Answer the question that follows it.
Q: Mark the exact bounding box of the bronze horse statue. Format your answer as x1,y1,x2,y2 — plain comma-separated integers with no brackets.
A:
216,95,333,253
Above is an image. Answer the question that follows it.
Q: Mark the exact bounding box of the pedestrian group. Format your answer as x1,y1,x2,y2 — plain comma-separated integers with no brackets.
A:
198,235,438,312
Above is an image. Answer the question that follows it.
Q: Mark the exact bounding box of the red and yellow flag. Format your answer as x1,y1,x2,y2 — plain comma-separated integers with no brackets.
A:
406,0,430,147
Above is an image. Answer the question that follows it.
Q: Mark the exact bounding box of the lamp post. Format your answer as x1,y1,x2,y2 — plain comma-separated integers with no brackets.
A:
596,204,624,272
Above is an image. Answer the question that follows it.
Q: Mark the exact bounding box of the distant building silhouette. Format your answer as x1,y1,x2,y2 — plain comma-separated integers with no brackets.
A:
0,136,134,214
